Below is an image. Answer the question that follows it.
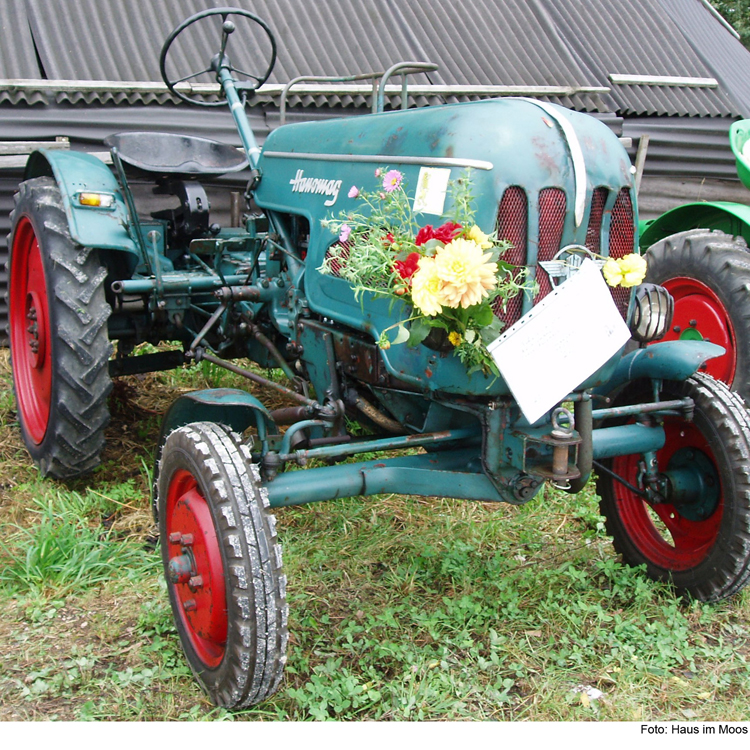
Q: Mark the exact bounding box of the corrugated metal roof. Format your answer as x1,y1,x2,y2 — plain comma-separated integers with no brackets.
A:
657,0,750,117
1,0,747,117
542,0,741,117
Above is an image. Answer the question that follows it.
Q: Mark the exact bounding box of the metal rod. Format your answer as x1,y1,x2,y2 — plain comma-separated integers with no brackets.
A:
250,325,297,381
112,274,254,294
189,301,227,352
198,351,317,407
591,398,692,421
279,427,478,462
592,459,649,500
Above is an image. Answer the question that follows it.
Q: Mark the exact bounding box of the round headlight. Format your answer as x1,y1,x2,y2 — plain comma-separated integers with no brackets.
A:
631,283,674,342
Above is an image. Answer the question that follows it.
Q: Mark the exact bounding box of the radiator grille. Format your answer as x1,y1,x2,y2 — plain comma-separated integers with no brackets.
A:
534,187,567,303
608,188,635,317
492,186,528,326
324,241,348,277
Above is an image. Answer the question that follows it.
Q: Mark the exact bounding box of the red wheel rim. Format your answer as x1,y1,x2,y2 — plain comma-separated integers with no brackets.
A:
9,217,52,444
165,469,228,668
611,418,723,571
662,277,737,385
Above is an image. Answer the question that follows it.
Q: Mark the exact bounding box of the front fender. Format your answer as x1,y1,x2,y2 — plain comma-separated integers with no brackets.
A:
597,340,725,395
25,149,139,255
639,202,750,250
157,388,279,449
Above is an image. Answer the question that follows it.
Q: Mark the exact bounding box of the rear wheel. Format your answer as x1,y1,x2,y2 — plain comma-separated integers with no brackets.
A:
597,373,750,602
8,177,112,478
157,421,287,707
644,229,750,403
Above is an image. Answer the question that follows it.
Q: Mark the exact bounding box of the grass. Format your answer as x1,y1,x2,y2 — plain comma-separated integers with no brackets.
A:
0,349,749,721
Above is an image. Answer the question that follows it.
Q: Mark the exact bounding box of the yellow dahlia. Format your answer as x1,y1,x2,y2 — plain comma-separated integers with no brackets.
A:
411,256,445,316
448,331,463,346
466,225,493,249
618,253,648,287
433,238,498,309
602,257,623,287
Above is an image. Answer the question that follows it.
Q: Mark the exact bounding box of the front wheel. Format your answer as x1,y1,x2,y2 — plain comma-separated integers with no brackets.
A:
157,422,287,708
597,373,750,602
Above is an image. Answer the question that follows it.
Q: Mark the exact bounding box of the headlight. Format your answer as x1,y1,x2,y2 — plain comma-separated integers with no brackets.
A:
630,283,674,342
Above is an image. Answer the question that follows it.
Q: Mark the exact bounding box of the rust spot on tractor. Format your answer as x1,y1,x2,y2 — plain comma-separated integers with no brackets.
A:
425,367,433,378
532,136,558,175
374,463,386,468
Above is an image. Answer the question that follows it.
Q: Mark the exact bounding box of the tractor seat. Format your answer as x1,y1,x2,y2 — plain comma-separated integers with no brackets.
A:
104,132,248,177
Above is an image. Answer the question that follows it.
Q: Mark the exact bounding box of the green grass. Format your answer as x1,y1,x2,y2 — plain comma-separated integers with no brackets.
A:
0,351,749,721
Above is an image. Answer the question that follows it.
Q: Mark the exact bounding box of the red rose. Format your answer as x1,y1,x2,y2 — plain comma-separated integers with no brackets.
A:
394,252,421,280
415,221,462,246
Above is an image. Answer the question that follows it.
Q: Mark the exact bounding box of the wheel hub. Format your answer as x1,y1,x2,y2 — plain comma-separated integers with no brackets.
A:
166,472,228,667
663,447,720,522
25,292,46,368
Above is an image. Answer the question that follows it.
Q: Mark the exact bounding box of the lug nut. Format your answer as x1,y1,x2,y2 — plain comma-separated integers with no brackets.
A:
183,599,197,612
168,532,182,544
189,575,204,589
181,533,194,546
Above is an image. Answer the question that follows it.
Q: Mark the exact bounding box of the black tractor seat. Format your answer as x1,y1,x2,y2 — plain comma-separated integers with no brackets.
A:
104,132,248,177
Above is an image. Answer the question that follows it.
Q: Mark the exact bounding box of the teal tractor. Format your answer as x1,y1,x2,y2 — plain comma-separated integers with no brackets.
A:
640,119,750,404
7,9,750,708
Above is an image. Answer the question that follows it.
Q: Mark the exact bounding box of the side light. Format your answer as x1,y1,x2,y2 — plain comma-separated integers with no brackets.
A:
630,283,674,342
77,192,116,209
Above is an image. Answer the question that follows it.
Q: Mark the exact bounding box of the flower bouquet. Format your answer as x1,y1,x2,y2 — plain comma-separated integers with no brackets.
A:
320,169,529,376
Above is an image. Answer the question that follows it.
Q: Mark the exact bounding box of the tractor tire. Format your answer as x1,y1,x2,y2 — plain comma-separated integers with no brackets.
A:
157,422,288,708
7,177,112,478
597,373,750,602
644,229,750,404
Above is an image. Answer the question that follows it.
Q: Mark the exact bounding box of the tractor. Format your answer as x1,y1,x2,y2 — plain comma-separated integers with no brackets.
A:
7,8,750,708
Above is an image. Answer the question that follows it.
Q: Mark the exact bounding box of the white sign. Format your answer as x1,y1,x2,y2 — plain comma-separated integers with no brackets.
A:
487,259,631,424
413,167,451,215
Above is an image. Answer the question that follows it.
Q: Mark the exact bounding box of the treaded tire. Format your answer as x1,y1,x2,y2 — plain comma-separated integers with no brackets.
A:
644,229,750,403
157,421,288,708
597,373,750,602
7,176,112,478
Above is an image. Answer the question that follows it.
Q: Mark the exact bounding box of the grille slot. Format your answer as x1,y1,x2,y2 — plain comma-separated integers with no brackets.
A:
585,187,608,254
608,188,635,317
534,187,567,303
493,186,528,327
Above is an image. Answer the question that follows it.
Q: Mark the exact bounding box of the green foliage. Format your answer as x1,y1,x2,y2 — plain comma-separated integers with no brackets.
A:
0,485,153,596
710,0,750,48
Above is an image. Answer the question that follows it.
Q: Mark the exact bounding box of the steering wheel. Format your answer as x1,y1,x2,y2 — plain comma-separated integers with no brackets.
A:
160,7,277,108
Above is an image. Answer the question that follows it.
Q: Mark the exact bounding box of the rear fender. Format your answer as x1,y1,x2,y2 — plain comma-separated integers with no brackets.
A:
640,202,750,250
25,149,139,257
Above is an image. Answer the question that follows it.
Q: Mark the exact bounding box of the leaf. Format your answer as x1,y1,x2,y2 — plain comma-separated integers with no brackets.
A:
391,324,410,346
470,304,494,328
406,318,432,348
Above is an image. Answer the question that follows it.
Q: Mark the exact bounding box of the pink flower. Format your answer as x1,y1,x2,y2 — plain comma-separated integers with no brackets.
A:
339,224,351,243
374,168,382,178
348,186,360,199
382,169,403,193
